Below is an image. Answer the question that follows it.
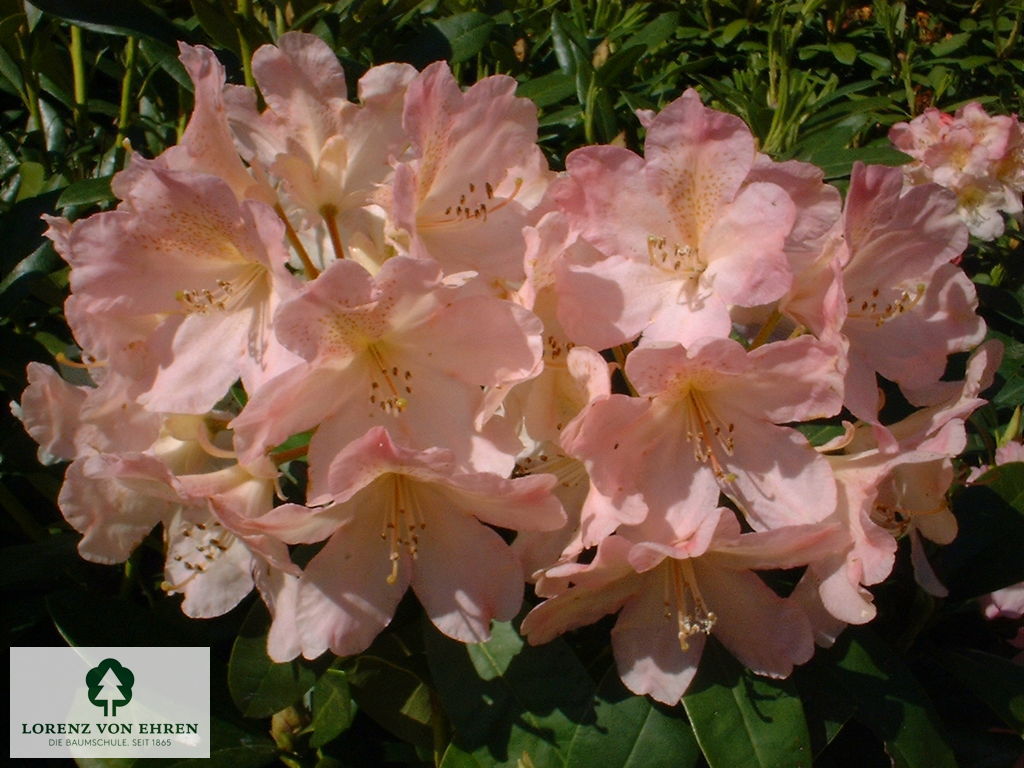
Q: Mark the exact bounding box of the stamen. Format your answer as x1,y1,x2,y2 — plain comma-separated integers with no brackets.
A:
647,235,704,280
846,283,927,327
381,476,427,584
433,178,524,227
55,352,107,370
668,559,717,651
366,345,411,414
682,391,735,480
176,266,263,316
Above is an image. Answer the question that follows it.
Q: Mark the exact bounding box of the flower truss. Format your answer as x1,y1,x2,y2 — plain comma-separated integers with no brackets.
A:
15,34,1003,705
890,102,1024,240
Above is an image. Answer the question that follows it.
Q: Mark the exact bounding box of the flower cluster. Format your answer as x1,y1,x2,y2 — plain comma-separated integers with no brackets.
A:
889,102,1024,239
16,35,999,703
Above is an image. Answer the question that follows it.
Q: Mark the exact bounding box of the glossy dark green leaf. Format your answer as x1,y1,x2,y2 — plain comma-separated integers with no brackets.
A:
939,478,1024,600
938,648,1024,735
57,175,113,207
26,0,183,44
972,462,1024,512
189,0,242,57
817,146,913,179
138,38,192,91
163,716,278,768
228,601,316,718
798,628,957,768
15,160,45,201
0,240,61,302
990,332,1024,408
425,619,595,768
309,669,354,748
930,32,971,57
432,12,494,64
682,639,812,768
828,42,857,65
622,12,678,53
344,631,435,750
516,71,575,108
567,667,700,768
438,743,490,768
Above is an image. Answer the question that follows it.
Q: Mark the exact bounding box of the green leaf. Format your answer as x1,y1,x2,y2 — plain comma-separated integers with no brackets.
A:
432,12,495,64
309,669,354,748
972,462,1024,512
425,618,595,768
817,146,913,179
939,476,1024,600
797,628,957,768
929,32,970,57
795,422,846,448
138,38,192,91
343,631,435,749
189,0,243,57
567,668,700,768
26,0,183,44
682,639,812,768
517,71,575,108
438,742,490,768
828,42,857,65
164,716,278,768
57,175,114,208
15,160,45,201
938,649,1024,735
622,12,678,53
228,601,317,719
718,19,747,45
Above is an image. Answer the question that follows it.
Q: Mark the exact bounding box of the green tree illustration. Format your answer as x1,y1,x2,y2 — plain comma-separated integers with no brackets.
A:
86,659,134,716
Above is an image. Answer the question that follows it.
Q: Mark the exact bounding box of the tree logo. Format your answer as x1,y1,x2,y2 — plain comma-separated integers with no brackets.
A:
85,658,135,716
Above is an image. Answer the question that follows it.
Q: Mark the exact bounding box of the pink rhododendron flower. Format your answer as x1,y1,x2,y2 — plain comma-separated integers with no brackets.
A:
391,61,552,284
46,163,300,414
551,88,796,348
563,335,842,546
227,33,416,274
890,103,1024,239
250,427,564,659
804,163,983,424
795,339,1003,639
232,255,542,503
522,508,842,704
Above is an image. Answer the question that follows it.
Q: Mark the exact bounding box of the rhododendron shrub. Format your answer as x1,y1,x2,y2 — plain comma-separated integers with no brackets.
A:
890,102,1024,240
13,32,1004,715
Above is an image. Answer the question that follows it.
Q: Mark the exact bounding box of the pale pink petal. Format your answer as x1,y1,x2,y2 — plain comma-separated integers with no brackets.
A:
412,499,525,643
698,562,814,677
297,509,410,659
612,572,704,705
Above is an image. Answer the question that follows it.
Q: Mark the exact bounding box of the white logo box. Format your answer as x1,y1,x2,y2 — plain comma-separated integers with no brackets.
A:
10,646,210,759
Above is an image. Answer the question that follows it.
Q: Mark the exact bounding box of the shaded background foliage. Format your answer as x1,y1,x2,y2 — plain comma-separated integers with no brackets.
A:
1,1,1022,766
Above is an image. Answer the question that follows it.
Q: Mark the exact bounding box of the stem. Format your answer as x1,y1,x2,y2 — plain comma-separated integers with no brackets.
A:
237,0,255,89
271,445,309,465
996,7,1022,59
14,27,48,164
70,25,88,139
750,309,782,349
114,36,137,169
275,204,320,279
322,205,347,264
